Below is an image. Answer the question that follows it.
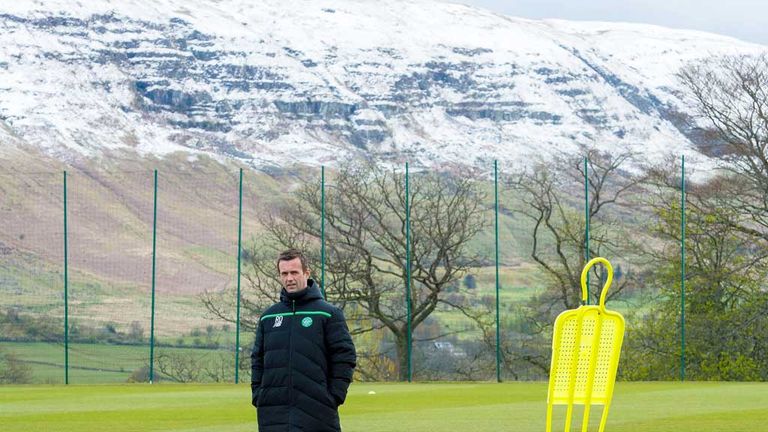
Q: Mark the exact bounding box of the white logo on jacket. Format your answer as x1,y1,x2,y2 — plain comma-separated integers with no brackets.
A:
273,315,283,328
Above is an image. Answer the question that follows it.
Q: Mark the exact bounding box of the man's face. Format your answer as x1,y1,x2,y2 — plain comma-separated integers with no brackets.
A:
278,257,310,293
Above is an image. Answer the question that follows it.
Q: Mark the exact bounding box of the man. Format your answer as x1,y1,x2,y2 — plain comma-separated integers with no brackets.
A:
251,249,356,432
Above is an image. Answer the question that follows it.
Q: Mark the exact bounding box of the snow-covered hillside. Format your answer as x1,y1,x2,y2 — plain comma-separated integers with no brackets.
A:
0,0,765,168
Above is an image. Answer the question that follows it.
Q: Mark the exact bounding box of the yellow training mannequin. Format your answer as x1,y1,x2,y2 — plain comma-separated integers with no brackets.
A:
546,257,625,432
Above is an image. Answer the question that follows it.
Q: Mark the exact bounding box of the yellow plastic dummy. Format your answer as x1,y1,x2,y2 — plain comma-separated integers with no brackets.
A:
545,257,625,432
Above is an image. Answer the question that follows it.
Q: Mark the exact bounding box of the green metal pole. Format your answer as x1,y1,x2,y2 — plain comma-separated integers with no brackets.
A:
321,166,326,299
405,163,412,383
494,160,501,383
235,168,243,384
681,156,686,381
584,157,590,304
149,169,158,383
63,171,69,385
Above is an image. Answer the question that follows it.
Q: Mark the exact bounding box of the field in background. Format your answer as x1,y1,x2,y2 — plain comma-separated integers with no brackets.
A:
1,382,765,432
0,341,243,384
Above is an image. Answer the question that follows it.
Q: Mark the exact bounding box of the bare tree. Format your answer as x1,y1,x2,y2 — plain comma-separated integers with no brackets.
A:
667,55,768,379
510,149,642,311
204,161,489,381
496,149,644,377
678,54,768,243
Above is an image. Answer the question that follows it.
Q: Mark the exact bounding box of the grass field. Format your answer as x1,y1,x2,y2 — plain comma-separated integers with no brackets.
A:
0,382,765,431
0,341,244,384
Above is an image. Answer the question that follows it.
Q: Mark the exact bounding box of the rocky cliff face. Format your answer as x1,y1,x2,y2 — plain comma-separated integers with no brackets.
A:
0,0,765,168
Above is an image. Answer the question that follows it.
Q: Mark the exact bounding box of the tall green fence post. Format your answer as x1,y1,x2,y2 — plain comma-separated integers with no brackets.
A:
235,168,243,384
321,166,326,298
681,156,686,381
584,156,590,304
63,170,69,385
149,169,158,383
494,160,501,382
405,163,412,383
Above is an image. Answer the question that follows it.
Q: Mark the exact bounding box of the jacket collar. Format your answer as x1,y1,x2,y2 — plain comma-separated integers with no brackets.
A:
280,279,323,305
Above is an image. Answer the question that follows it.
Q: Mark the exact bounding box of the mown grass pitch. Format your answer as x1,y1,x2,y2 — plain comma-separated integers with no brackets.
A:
1,382,765,431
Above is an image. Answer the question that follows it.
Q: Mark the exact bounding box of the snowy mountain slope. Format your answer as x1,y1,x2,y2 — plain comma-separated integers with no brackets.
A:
0,0,765,168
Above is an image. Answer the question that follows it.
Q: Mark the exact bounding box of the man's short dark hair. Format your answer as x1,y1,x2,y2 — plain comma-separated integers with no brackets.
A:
277,249,309,272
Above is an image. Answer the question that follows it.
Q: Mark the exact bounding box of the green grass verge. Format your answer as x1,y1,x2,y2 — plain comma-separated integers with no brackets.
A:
0,382,765,431
0,342,241,384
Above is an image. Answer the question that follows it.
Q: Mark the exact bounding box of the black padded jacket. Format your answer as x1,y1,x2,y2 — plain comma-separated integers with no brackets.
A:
251,280,356,431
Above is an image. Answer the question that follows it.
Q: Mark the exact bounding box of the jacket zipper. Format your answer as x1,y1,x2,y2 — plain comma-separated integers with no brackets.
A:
289,299,296,430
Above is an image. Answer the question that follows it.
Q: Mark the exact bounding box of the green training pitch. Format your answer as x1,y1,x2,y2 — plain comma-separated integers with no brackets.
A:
1,382,765,431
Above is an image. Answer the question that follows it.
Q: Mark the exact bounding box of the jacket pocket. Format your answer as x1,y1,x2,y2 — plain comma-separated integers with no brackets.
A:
256,388,267,407
325,387,338,408
252,388,260,407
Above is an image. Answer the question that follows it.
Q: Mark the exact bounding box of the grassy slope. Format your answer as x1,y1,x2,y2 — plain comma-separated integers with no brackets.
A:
0,382,765,431
0,149,285,334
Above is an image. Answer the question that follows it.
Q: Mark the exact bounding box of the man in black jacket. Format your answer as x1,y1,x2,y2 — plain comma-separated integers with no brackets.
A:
251,249,356,432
